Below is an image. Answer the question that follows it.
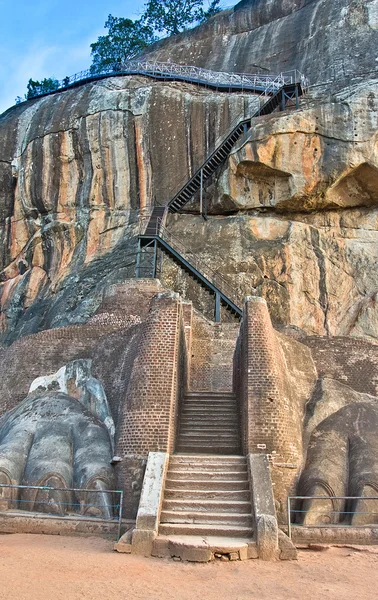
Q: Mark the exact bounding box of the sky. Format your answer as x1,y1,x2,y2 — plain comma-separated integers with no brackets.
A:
0,0,152,114
0,1,235,115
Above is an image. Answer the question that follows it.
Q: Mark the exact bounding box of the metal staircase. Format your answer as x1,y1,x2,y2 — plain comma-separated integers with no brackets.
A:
136,78,304,321
168,81,302,215
136,219,242,321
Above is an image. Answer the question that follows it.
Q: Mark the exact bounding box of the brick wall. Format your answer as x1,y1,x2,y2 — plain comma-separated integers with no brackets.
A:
0,279,189,521
189,312,239,391
0,279,162,420
115,291,188,518
234,297,303,518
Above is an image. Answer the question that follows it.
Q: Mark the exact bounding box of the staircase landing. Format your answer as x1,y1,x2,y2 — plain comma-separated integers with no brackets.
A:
156,455,255,561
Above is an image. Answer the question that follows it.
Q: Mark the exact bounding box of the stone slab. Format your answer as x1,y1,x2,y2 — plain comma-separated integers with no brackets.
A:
136,452,169,532
153,535,256,562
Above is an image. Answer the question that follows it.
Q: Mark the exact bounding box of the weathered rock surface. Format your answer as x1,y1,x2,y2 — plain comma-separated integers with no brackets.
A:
143,0,378,90
0,78,256,342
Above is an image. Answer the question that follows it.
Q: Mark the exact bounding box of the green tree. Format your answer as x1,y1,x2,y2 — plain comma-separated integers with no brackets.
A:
90,15,157,74
143,0,221,36
26,77,60,99
200,0,222,21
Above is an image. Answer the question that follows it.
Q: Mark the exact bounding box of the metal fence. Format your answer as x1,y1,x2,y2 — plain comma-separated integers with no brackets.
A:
27,59,307,99
0,484,124,539
287,495,378,539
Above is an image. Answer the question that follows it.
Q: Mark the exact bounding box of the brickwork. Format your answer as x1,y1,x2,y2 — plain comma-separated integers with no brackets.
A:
0,279,164,420
190,312,239,391
89,279,164,326
114,292,188,519
234,297,302,517
115,292,185,457
302,336,378,397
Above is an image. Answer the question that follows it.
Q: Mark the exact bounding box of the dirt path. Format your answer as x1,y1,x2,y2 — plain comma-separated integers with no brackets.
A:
0,534,376,600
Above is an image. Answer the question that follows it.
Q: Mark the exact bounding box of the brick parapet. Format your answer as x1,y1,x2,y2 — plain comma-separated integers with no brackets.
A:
235,297,302,517
115,292,185,457
190,313,239,392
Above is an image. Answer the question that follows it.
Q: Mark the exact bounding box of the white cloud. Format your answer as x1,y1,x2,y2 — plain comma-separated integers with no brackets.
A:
0,33,98,114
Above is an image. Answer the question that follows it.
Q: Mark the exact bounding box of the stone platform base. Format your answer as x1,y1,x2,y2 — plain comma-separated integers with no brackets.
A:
0,510,129,539
291,526,378,546
151,535,258,562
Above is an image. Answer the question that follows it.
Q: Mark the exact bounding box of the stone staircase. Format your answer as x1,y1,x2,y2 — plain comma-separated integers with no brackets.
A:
159,455,253,539
153,315,255,560
176,392,241,454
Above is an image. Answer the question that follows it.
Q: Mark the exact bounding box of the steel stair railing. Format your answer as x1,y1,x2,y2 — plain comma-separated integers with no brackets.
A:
26,60,305,100
167,81,303,214
137,217,242,320
136,70,305,320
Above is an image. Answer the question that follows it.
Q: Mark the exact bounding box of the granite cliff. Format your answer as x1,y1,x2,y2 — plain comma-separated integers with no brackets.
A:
0,0,378,538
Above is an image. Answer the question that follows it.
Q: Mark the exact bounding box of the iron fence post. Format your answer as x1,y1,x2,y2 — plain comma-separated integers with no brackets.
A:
118,491,124,541
215,292,221,322
135,238,142,278
152,240,158,279
287,496,292,539
200,168,203,217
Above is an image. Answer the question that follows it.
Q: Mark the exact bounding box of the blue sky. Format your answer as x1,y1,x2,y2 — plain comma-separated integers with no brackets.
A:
0,0,151,114
0,1,234,115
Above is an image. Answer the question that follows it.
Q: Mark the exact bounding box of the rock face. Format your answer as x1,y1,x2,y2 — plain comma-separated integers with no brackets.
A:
0,0,378,535
143,0,378,89
0,78,256,342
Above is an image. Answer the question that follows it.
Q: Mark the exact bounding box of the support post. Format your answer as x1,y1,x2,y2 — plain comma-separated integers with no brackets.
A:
215,293,221,323
295,84,299,109
135,238,142,278
281,89,286,112
200,168,203,217
151,240,158,279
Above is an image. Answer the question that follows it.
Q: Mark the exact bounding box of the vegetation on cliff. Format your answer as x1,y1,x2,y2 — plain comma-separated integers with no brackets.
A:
90,0,221,73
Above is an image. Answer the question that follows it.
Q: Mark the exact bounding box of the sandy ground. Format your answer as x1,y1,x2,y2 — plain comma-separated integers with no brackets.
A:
0,534,377,600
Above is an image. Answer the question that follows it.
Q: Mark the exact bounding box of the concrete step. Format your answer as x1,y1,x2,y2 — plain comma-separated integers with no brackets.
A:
181,407,238,413
179,416,239,423
180,411,238,417
160,511,253,526
180,417,238,423
170,455,245,464
164,488,250,501
177,439,240,447
177,442,240,456
179,432,239,439
185,392,236,398
181,403,237,408
168,464,247,474
182,398,237,403
181,409,237,415
152,535,257,562
165,478,249,491
179,426,239,433
159,523,253,538
162,499,251,513
179,427,239,435
167,470,247,481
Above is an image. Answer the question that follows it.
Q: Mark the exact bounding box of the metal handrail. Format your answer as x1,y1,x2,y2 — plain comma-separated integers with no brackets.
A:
144,217,242,310
27,60,306,100
0,483,124,539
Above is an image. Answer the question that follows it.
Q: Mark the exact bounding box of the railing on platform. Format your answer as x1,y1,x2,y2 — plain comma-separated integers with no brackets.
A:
0,483,124,539
27,59,307,99
149,217,243,312
287,496,378,539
